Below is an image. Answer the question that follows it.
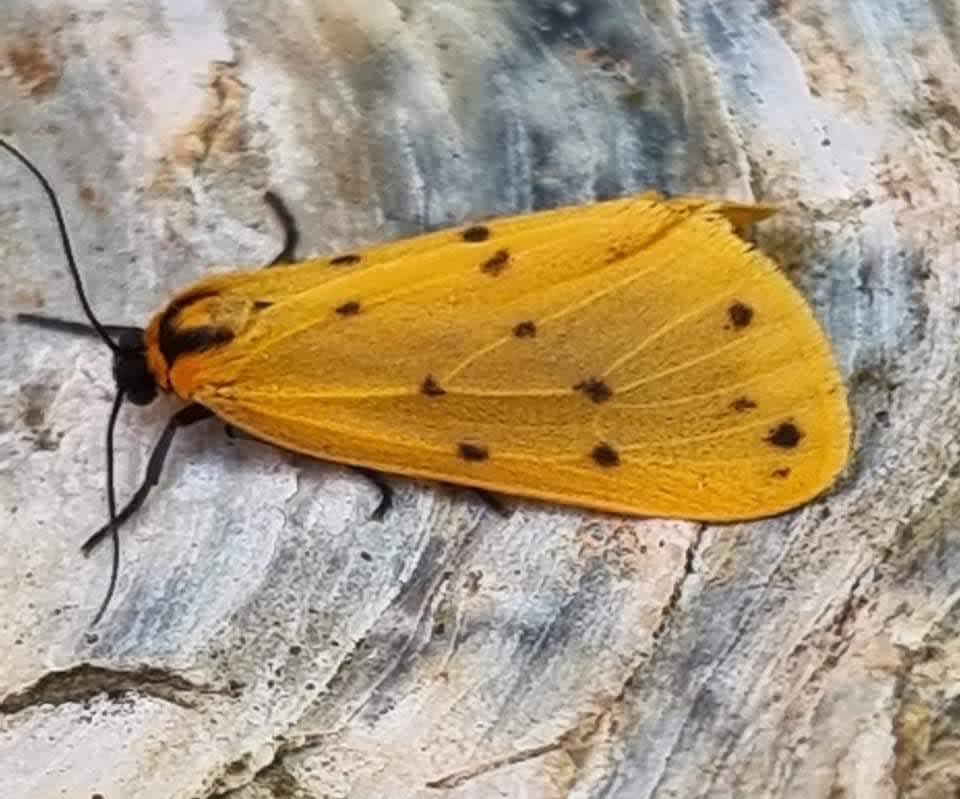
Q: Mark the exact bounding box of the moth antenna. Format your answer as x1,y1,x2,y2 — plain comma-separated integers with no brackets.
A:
0,139,119,353
3,138,128,623
91,390,125,626
16,313,142,341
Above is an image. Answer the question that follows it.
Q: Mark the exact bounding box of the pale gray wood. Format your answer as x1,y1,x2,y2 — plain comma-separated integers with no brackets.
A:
1,2,958,797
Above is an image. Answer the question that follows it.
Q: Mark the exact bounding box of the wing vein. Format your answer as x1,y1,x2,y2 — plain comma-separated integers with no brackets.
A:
612,357,799,409
441,213,692,383
601,271,756,379
219,391,821,467
616,322,782,395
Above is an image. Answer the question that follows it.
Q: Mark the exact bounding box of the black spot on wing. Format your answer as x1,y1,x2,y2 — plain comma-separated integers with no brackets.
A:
727,301,754,329
731,396,757,412
513,321,537,338
252,300,274,311
605,244,629,264
458,442,489,461
766,422,803,449
462,225,491,242
772,468,791,479
158,289,234,366
330,253,362,266
335,301,361,317
481,249,510,275
421,376,446,397
591,442,620,467
160,327,235,365
574,377,613,403
158,290,217,343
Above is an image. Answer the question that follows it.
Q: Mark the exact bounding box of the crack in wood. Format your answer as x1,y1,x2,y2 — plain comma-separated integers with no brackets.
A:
890,602,960,794
206,738,301,798
651,524,704,642
310,510,489,732
425,711,607,791
0,664,225,714
425,741,563,790
608,524,716,797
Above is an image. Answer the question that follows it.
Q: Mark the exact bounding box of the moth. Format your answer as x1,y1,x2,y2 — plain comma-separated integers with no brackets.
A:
3,140,850,621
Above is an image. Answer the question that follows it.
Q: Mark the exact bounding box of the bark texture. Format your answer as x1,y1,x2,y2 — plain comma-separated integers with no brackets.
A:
1,2,958,797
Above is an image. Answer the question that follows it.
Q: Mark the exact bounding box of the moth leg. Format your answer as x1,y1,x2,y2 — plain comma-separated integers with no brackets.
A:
471,488,510,517
263,191,300,267
81,404,214,555
351,467,393,520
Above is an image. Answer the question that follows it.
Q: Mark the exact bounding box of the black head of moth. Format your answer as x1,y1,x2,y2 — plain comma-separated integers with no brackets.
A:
113,328,158,407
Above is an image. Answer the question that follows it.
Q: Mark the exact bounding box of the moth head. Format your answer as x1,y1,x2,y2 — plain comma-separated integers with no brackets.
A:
113,327,158,406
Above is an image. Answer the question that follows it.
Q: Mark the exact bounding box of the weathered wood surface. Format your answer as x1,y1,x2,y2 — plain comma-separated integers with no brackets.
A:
1,2,958,797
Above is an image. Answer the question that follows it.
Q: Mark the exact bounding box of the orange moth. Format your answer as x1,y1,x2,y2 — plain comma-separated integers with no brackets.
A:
3,140,850,621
